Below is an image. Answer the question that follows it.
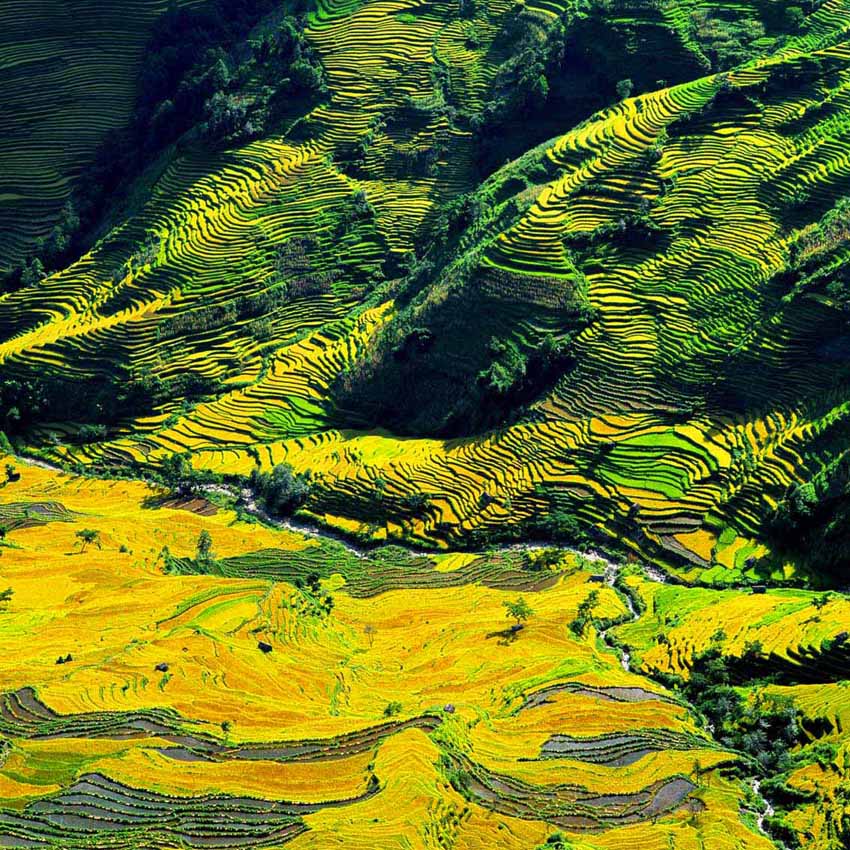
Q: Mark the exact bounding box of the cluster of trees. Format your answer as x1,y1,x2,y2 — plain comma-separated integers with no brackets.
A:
0,370,170,437
0,379,50,436
129,0,326,153
157,286,291,340
0,358,227,440
467,1,709,175
248,463,312,515
530,502,594,550
657,647,801,776
689,9,767,71
477,329,578,408
568,589,600,637
768,448,850,579
2,201,80,293
160,451,221,498
764,194,850,580
334,294,589,437
289,570,334,618
787,196,850,317
521,548,563,572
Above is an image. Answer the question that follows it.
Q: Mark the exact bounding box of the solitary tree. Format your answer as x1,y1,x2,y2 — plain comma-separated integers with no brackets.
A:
536,832,575,850
616,78,634,100
196,529,214,563
503,597,534,628
364,623,377,648
75,529,101,553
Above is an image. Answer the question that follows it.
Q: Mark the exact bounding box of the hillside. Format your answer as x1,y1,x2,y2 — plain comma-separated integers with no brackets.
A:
2,0,850,848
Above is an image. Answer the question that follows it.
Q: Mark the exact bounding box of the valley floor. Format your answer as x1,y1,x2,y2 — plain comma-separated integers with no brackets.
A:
0,455,846,849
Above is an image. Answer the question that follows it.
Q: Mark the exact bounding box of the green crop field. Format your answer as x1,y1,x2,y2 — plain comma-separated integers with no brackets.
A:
1,0,850,847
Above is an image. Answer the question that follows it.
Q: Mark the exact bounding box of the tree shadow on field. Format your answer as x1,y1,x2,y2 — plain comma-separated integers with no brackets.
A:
485,625,524,645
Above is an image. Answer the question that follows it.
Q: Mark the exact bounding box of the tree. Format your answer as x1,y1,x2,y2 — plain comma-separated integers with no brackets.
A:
364,623,377,647
75,529,102,553
503,596,534,627
249,463,312,515
290,58,325,94
203,91,256,142
77,423,108,443
536,833,575,850
616,78,634,100
160,451,215,498
20,258,46,288
784,5,805,28
0,588,12,609
569,589,600,637
196,529,214,562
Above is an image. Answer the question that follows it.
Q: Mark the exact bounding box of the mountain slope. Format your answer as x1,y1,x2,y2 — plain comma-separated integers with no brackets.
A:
3,2,850,849
3,0,848,584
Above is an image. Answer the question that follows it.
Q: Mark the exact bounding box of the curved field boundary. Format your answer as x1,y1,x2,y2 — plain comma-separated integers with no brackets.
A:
1,687,441,764
168,544,560,597
0,501,79,531
539,729,712,767
520,682,677,711
443,752,697,831
0,770,380,849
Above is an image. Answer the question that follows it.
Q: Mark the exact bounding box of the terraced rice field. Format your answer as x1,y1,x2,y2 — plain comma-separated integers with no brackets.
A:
3,0,850,847
0,456,778,848
0,0,204,271
611,571,850,850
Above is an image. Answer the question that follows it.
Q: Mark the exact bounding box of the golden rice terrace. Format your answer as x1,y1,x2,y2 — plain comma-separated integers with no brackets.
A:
1,0,850,848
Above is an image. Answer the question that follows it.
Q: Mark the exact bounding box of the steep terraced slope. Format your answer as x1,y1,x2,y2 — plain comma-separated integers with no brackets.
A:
0,0,207,272
12,0,848,584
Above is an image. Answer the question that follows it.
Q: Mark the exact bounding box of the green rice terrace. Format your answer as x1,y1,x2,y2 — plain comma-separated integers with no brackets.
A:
1,0,850,847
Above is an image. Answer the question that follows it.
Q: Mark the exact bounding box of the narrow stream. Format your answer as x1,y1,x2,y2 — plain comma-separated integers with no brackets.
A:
750,778,776,836
598,560,639,671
